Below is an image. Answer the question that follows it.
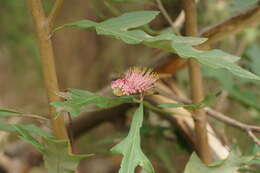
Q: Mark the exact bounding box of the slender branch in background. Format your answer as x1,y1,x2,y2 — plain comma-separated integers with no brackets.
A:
28,0,68,140
155,0,181,35
48,0,64,29
182,0,212,163
157,4,260,74
156,87,260,146
247,130,260,146
205,108,260,133
205,108,260,146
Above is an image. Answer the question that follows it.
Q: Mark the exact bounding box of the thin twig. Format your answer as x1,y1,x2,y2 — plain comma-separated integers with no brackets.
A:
204,108,260,133
247,130,260,146
48,0,64,29
156,87,260,146
155,0,180,35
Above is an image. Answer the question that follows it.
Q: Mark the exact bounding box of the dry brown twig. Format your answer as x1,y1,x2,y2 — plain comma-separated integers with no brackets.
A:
155,0,181,35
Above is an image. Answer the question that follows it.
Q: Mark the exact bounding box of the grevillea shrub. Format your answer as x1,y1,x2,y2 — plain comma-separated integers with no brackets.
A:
0,0,260,173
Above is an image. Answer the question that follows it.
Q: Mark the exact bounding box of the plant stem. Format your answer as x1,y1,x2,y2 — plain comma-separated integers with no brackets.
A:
182,0,212,163
28,0,68,140
48,0,64,29
155,0,180,35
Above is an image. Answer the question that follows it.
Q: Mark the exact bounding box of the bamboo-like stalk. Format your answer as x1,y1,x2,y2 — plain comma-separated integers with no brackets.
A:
182,0,212,163
28,0,68,140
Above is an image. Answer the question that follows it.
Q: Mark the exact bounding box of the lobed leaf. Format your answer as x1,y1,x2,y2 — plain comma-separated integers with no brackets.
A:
62,11,260,81
12,125,92,173
64,11,158,44
42,138,93,173
51,88,135,116
184,151,253,173
111,103,154,173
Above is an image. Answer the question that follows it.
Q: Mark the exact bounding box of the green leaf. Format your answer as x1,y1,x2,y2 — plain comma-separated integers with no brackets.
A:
169,36,259,80
245,45,260,76
0,107,21,117
64,11,159,44
13,125,45,153
203,67,260,111
0,122,52,139
12,125,92,173
158,103,186,109
0,107,48,120
158,93,219,110
111,103,154,173
62,11,260,81
184,151,253,173
0,122,17,132
51,88,135,116
229,0,258,12
42,138,93,173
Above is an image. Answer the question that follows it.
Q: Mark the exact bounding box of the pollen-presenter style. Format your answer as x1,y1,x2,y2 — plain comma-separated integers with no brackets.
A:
111,67,159,96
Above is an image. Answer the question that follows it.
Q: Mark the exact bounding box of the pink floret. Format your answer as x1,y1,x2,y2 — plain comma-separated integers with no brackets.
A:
111,67,159,96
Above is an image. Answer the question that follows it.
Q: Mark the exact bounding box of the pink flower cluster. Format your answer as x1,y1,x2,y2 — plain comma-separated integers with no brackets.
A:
111,67,159,96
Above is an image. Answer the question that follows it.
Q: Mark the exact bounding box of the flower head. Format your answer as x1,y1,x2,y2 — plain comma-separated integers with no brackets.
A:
111,67,159,96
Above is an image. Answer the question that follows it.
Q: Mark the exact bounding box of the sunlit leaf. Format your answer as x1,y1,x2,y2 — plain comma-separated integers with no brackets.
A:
111,103,154,173
51,89,135,116
184,151,253,173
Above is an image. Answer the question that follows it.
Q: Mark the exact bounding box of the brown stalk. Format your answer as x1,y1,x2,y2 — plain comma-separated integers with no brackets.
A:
182,0,211,163
28,0,68,140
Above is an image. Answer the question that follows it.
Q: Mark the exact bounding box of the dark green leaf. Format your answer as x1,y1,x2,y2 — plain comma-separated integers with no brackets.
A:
111,103,154,173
